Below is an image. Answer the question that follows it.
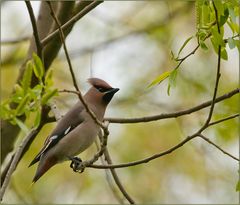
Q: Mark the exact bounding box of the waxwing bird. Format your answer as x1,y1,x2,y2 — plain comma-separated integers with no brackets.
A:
29,78,119,183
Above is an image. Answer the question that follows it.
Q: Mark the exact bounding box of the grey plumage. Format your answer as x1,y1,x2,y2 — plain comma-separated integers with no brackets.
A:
29,78,119,183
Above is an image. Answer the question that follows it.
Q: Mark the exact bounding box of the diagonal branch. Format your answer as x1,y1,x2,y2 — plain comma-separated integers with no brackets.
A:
102,147,135,204
207,113,239,127
47,1,104,129
88,135,198,169
197,134,239,161
25,1,43,60
42,1,103,46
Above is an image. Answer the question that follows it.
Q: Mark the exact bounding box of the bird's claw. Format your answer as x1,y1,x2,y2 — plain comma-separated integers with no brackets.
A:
68,156,85,173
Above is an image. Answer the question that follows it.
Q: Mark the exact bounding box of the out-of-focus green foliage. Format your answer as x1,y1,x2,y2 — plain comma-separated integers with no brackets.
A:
1,1,239,204
0,53,58,129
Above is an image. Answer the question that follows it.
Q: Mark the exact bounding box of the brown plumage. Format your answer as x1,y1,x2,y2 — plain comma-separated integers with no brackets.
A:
29,78,119,183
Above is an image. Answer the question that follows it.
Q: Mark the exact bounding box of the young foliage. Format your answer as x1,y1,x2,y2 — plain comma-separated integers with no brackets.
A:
0,53,58,131
148,0,239,94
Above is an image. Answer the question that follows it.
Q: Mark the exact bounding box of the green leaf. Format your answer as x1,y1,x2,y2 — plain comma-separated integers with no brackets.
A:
41,89,58,105
210,37,219,54
34,109,41,128
14,84,24,96
21,61,33,94
0,102,14,120
213,0,224,16
167,69,178,96
14,117,29,134
44,70,54,88
211,26,225,47
202,2,210,26
221,47,228,60
228,5,236,23
236,180,240,192
15,94,30,116
234,40,240,52
32,53,44,80
228,37,236,49
177,36,194,58
147,71,171,88
30,84,43,100
200,41,208,50
227,21,235,33
219,8,229,27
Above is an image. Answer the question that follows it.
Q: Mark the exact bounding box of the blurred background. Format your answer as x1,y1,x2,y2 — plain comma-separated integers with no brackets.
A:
1,1,239,204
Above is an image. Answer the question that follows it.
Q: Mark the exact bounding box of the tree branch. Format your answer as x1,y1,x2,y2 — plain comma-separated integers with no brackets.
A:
197,134,239,161
102,147,135,204
42,1,103,46
88,135,198,169
47,1,105,129
0,106,51,188
198,0,221,132
207,113,239,127
87,110,239,170
25,1,43,60
106,88,239,123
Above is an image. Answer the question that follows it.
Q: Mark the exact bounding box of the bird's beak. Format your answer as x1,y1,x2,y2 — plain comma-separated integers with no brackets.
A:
108,88,119,94
103,88,119,103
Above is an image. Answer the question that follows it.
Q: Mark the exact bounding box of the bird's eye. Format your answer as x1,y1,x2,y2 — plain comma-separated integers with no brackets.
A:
95,86,110,93
97,87,104,92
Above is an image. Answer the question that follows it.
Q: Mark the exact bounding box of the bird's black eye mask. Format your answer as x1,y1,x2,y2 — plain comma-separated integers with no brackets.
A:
94,85,112,93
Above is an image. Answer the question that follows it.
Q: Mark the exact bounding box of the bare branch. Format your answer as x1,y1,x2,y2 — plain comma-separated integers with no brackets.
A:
94,140,125,204
25,1,43,60
88,135,198,169
197,134,239,161
103,148,135,204
42,1,103,46
208,114,239,127
47,1,104,129
106,88,239,124
198,1,221,132
0,106,51,189
0,129,41,201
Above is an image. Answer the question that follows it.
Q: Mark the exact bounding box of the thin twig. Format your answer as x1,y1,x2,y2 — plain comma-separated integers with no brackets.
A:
106,88,239,123
207,113,239,127
1,106,51,188
25,1,43,60
88,135,198,169
94,140,125,204
88,112,240,170
47,2,104,129
197,134,239,161
0,129,39,201
198,1,221,132
42,1,103,47
103,148,135,204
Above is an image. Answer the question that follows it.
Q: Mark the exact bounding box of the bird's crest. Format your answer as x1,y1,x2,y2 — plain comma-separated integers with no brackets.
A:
88,78,112,89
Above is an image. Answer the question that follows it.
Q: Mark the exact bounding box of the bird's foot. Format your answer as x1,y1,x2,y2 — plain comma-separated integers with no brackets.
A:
68,156,85,173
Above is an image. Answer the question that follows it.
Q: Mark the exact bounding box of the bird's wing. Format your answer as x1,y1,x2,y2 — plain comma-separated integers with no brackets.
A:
29,102,84,167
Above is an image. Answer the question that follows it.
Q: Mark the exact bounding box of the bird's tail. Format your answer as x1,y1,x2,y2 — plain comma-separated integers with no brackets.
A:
32,156,57,183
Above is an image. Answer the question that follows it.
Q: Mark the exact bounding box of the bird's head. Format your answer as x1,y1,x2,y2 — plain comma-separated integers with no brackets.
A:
86,78,119,105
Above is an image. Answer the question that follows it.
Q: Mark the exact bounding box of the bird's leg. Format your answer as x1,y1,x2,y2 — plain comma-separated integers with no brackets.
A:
68,156,85,173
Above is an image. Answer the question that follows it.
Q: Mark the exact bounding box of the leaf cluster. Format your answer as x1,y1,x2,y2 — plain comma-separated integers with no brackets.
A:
0,53,58,131
148,0,239,93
